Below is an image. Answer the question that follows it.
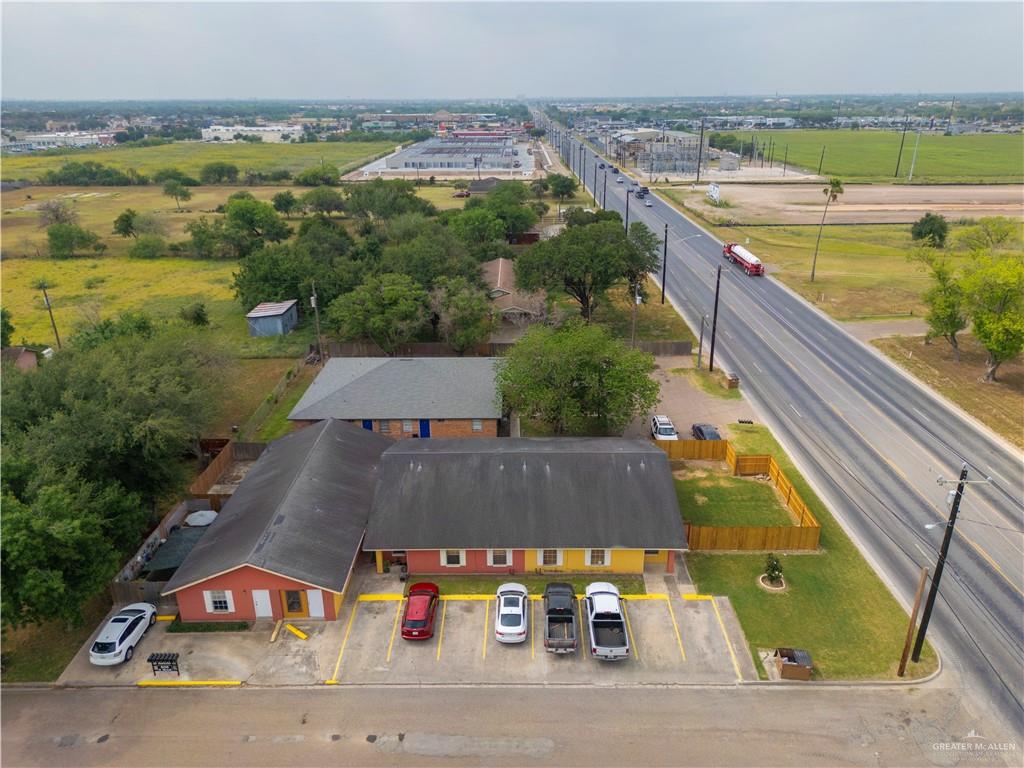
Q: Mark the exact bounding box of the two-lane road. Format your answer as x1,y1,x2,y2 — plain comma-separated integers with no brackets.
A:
552,128,1024,733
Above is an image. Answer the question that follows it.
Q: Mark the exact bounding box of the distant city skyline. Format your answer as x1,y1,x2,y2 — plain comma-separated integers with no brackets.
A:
2,2,1022,100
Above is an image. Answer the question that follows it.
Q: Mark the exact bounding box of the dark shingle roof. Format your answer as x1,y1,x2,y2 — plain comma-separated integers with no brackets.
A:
288,357,500,421
163,420,392,594
364,438,686,550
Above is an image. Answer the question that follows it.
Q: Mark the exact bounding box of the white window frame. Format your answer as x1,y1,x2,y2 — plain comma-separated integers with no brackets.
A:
487,549,512,567
471,419,483,432
203,589,235,613
537,548,563,567
402,419,414,433
440,549,466,568
378,419,391,434
586,548,608,567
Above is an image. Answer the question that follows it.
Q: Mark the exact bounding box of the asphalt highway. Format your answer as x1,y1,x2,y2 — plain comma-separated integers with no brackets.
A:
553,128,1024,734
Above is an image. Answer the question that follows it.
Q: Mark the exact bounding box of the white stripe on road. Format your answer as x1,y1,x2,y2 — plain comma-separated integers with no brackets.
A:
912,407,931,422
788,403,803,419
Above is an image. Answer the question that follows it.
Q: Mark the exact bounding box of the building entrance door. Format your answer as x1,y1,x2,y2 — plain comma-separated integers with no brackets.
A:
281,590,308,618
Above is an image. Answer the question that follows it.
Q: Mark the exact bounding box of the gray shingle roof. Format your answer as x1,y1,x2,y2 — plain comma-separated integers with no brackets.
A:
163,420,393,595
288,357,501,421
364,438,687,551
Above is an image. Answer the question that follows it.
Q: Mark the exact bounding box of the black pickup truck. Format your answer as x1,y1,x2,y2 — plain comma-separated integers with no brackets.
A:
543,582,578,654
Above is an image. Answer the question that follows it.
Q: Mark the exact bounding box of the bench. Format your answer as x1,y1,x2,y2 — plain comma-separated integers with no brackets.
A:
146,652,180,676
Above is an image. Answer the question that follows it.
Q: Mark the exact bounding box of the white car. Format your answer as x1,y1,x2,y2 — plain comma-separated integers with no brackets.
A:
616,176,625,183
494,583,529,643
89,603,157,666
644,198,653,207
651,414,679,440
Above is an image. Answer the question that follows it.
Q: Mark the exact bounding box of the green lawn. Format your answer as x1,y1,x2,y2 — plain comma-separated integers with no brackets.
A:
670,366,742,400
686,423,938,680
1,141,396,180
424,575,646,596
414,185,471,211
675,472,793,527
730,129,1023,183
253,364,318,442
586,278,696,343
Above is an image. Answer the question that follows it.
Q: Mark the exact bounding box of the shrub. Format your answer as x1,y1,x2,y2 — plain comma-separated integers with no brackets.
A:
47,223,101,258
911,213,949,247
764,553,784,585
178,302,209,327
128,235,167,259
166,617,251,633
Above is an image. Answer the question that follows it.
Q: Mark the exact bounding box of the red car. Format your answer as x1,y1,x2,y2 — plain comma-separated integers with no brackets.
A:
452,190,470,198
401,582,440,640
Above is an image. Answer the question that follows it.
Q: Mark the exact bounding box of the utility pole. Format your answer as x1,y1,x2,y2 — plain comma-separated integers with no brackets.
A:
912,463,970,663
660,223,669,304
602,170,607,208
624,189,631,232
894,116,910,178
310,280,324,364
695,117,706,183
817,145,826,175
708,265,722,372
592,155,598,206
907,130,922,182
39,282,62,350
782,145,789,177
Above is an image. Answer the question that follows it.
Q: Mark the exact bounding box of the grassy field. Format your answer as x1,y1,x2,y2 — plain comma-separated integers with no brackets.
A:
686,423,937,680
873,334,1024,449
675,470,793,527
731,129,1023,183
209,358,299,438
588,278,696,342
253,364,318,442
670,366,742,400
1,141,396,180
413,185,471,211
424,575,646,596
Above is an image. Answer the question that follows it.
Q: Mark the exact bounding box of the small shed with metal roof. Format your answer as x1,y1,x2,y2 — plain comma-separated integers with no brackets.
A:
246,300,298,337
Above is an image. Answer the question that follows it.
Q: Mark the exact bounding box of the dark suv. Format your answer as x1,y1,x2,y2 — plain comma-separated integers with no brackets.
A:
691,423,722,440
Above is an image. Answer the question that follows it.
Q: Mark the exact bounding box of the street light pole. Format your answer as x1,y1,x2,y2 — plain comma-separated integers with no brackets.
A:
592,154,598,206
708,265,722,373
624,189,631,232
660,223,669,304
912,463,970,663
602,170,607,208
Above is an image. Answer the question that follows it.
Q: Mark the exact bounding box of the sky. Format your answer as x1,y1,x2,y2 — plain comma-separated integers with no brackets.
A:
2,2,1022,100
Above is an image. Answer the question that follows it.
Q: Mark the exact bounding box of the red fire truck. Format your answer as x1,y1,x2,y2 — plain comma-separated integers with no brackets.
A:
722,243,765,276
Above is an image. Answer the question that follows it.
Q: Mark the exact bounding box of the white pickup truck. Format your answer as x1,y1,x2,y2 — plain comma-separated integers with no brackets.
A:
584,583,630,661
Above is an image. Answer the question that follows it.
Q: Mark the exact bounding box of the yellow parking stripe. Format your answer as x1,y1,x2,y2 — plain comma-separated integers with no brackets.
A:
441,594,492,601
137,680,240,687
328,602,359,683
682,594,714,601
530,600,536,660
711,597,743,682
622,593,668,600
385,599,403,662
155,615,177,622
357,593,404,601
285,623,308,640
435,600,447,661
665,597,686,661
621,602,640,661
482,598,490,659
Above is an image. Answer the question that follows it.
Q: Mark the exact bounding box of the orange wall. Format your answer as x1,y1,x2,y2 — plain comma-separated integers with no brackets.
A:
405,549,526,574
171,565,340,622
347,419,498,439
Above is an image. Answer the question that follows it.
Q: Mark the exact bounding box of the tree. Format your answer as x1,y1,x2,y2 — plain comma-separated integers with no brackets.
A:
564,207,621,228
961,252,1024,381
37,199,79,228
529,127,547,139
223,197,291,255
301,186,345,217
295,164,341,186
325,273,427,354
515,220,637,321
152,167,199,186
1,307,14,347
346,177,436,219
954,216,1018,252
496,320,659,435
128,234,167,259
46,223,101,258
112,208,139,238
163,180,191,211
810,177,844,282
915,251,967,361
911,213,949,247
272,190,299,218
530,178,550,200
625,222,662,299
430,277,494,354
547,173,579,212
199,162,239,184
447,207,505,246
379,226,480,289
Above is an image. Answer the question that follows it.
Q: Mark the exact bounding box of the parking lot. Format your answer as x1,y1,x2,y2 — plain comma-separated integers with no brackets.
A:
327,591,749,686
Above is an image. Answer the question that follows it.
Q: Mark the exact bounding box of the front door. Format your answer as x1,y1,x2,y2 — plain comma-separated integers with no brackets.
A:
418,419,431,438
252,589,273,618
281,590,308,619
361,419,373,431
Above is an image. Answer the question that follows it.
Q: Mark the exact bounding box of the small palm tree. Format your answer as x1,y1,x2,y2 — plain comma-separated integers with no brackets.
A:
810,177,844,283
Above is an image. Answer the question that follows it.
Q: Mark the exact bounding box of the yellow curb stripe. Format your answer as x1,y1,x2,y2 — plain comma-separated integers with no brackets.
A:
665,597,686,661
357,594,404,602
681,594,714,601
711,597,743,682
155,615,177,622
329,601,359,683
137,680,241,687
621,602,640,661
285,623,308,641
482,598,490,659
385,600,403,663
622,593,668,601
442,594,492,601
435,600,447,661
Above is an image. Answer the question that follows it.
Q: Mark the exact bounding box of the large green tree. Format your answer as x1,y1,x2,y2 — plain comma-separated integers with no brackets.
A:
163,180,192,211
199,162,239,184
112,208,140,239
325,273,427,354
961,252,1024,381
301,186,345,217
346,178,436,219
810,177,844,282
46,223,102,258
954,216,1018,252
447,207,506,247
379,227,480,290
920,256,967,361
497,320,659,435
430,277,495,354
295,164,341,186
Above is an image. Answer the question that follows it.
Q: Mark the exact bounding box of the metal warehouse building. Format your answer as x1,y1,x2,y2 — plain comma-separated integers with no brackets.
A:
385,137,522,171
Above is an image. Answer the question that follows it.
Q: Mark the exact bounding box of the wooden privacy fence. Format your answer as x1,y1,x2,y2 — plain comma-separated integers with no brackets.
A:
188,440,266,510
656,439,821,551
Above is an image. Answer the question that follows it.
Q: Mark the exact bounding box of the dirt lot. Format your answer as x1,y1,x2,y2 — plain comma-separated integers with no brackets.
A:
665,183,1024,225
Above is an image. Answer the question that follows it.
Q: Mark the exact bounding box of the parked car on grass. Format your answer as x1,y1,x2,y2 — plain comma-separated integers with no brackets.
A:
453,190,470,198
89,603,157,666
692,423,722,440
402,582,440,640
495,583,529,644
651,415,679,440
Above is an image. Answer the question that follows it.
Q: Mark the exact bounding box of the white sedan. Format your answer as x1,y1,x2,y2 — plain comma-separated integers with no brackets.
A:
494,583,529,644
89,603,157,665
